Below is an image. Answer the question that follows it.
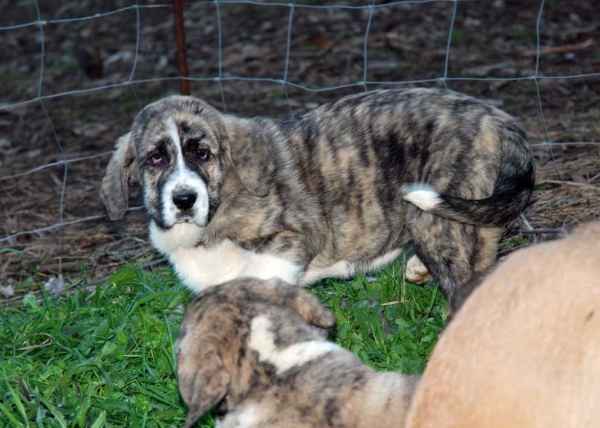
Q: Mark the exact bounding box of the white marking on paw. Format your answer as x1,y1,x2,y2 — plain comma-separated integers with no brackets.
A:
405,254,432,284
403,184,442,211
249,315,340,373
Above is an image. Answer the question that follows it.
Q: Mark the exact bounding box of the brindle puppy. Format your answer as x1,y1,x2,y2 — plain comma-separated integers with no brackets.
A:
101,88,534,296
177,277,418,428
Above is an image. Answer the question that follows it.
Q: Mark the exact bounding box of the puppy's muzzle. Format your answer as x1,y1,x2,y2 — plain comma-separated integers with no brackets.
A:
173,192,197,210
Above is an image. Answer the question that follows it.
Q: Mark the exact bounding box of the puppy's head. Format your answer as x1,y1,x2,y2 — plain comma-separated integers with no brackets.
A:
100,96,275,232
176,278,336,428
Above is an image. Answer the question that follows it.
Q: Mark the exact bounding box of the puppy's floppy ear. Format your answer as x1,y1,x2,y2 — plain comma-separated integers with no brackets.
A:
237,278,337,332
178,338,230,428
223,119,275,197
100,132,139,220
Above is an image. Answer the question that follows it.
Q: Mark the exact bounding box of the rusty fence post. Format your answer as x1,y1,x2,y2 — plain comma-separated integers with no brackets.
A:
173,0,190,95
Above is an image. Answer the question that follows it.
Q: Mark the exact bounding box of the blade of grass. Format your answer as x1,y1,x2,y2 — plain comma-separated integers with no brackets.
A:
0,402,23,427
3,372,29,427
38,396,67,428
90,410,106,428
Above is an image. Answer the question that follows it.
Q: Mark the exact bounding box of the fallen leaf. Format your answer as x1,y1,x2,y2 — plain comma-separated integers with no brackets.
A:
44,275,65,295
570,173,588,184
306,34,333,50
0,284,15,298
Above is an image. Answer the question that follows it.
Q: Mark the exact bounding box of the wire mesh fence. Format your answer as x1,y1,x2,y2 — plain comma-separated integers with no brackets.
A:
1,0,599,283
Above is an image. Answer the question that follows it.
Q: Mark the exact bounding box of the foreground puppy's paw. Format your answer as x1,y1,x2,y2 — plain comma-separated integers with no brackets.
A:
405,255,432,284
242,278,337,331
294,292,337,331
402,184,442,211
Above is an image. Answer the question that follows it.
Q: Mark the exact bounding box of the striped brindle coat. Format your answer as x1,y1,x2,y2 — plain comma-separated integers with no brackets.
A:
176,278,419,428
100,88,534,296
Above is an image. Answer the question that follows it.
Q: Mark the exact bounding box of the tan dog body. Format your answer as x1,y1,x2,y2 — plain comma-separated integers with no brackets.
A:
407,222,600,428
177,279,418,428
101,88,534,297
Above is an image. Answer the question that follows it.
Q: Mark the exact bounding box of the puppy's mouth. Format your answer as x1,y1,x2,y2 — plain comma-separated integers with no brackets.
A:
168,209,207,228
169,204,215,228
174,214,201,225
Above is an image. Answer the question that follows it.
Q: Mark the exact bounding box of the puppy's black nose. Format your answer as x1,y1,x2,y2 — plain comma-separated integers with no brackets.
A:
173,193,197,210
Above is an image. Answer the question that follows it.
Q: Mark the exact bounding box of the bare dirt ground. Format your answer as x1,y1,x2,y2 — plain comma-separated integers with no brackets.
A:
1,0,599,301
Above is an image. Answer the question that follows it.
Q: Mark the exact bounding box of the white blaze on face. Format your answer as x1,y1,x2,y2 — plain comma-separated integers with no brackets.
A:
161,117,210,227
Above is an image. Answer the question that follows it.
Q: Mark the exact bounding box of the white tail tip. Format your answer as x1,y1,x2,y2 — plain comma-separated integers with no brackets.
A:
403,184,442,211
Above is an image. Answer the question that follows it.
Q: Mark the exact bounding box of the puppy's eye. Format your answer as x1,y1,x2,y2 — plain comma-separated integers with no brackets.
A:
197,148,210,162
149,152,163,166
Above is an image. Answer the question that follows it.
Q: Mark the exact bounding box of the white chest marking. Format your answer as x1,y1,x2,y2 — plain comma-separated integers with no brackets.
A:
150,222,302,293
249,315,341,374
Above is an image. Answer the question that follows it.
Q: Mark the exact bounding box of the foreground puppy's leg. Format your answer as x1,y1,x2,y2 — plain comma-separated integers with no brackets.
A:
234,278,337,331
405,255,432,284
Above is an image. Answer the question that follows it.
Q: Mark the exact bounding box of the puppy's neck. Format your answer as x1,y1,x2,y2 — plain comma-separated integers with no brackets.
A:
224,313,336,405
248,314,338,374
149,220,205,253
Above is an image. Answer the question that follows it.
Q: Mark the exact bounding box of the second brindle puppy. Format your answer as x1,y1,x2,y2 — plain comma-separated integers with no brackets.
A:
177,278,418,428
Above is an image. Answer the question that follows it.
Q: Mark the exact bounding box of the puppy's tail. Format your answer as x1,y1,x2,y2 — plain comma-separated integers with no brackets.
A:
403,152,534,227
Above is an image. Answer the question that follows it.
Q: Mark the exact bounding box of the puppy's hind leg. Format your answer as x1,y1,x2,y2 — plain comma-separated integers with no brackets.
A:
406,209,501,298
406,254,432,284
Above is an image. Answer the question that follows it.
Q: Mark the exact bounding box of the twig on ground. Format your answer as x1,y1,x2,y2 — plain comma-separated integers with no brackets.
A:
519,36,594,56
537,179,597,189
515,228,565,235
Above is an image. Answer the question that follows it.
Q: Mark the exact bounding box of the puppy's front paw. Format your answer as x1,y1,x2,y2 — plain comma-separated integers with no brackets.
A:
406,255,432,284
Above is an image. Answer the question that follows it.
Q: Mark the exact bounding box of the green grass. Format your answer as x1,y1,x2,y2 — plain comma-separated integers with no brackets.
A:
0,256,446,427
499,234,534,253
